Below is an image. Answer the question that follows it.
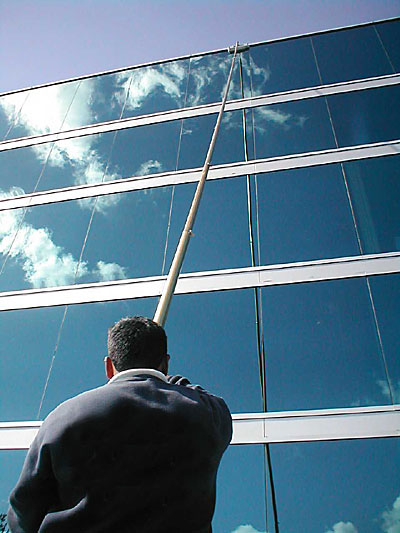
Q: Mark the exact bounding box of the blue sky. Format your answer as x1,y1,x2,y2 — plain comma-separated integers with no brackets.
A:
0,0,399,92
0,3,400,532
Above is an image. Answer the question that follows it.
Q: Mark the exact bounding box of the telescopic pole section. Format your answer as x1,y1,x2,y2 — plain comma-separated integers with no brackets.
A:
153,43,239,326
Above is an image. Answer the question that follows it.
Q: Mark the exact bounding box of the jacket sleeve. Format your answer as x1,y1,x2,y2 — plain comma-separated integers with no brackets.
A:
7,429,57,533
167,374,233,451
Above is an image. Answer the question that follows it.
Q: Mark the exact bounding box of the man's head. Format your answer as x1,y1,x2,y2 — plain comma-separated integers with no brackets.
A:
106,316,169,379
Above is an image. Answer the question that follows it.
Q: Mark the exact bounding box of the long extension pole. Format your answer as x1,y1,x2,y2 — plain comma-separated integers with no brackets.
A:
153,43,240,326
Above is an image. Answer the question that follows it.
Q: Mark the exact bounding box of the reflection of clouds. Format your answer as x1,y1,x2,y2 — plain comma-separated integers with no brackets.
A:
382,494,400,533
116,62,187,111
377,379,400,403
325,492,400,533
136,159,162,176
0,187,127,288
231,526,265,533
325,521,358,533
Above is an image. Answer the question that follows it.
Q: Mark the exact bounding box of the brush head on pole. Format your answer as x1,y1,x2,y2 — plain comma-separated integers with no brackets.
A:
227,43,250,54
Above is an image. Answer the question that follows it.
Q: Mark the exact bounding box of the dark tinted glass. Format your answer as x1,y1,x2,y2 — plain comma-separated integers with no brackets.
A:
369,273,400,404
253,97,336,159
0,59,190,141
186,52,242,106
329,85,400,147
312,25,394,84
344,155,400,254
269,438,400,532
262,277,393,411
214,445,266,532
257,164,360,265
375,19,400,73
0,451,26,516
249,36,320,95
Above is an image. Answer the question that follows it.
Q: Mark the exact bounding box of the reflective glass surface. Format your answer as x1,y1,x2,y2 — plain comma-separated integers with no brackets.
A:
0,187,182,292
269,438,400,532
329,85,400,147
0,451,26,518
257,164,360,265
0,59,191,141
214,445,266,532
344,155,400,254
369,273,400,404
376,19,400,73
312,25,394,84
261,277,393,411
0,120,182,194
253,97,336,159
186,51,242,106
249,36,320,95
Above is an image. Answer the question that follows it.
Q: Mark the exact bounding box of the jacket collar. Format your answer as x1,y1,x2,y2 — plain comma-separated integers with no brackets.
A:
108,368,168,385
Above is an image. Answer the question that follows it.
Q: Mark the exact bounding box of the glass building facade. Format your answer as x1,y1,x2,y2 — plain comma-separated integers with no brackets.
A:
0,18,399,532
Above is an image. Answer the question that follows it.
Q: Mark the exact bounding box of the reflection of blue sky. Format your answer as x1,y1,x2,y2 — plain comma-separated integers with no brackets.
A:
1,21,400,532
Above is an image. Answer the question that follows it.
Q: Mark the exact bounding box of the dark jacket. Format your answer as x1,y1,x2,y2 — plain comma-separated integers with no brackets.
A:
7,373,232,532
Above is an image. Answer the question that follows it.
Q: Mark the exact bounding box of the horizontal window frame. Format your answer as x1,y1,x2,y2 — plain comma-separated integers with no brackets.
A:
0,252,399,311
1,73,399,154
1,140,399,211
1,404,399,449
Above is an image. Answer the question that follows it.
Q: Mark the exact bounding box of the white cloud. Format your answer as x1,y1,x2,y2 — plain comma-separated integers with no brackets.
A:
94,261,127,282
136,159,163,176
115,62,187,111
377,379,400,403
0,187,127,288
232,526,266,533
325,521,358,533
382,494,400,533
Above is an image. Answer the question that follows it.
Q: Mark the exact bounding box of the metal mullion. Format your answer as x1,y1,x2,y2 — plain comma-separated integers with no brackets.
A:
1,140,399,212
0,252,399,312
1,73,399,154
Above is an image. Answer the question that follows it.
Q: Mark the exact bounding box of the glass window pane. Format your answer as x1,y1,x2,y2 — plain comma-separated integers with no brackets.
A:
0,120,182,194
0,186,181,292
369,273,400,404
312,25,394,84
375,19,400,73
214,445,266,532
0,59,191,141
344,155,400,254
0,451,26,519
257,164,360,265
253,97,336,159
269,438,400,532
187,52,241,106
249,36,320,95
329,85,400,147
262,277,392,411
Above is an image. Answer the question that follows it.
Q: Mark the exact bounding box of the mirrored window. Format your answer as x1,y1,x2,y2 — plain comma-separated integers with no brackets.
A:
257,164,360,265
375,19,400,73
0,451,27,519
186,52,242,107
369,273,400,404
0,120,182,194
269,438,400,532
261,277,394,411
249,36,320,95
311,25,394,84
0,59,191,142
344,155,400,254
329,85,400,147
214,445,267,532
253,97,336,159
0,185,181,293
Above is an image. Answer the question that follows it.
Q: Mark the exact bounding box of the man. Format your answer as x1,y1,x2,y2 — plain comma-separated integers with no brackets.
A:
8,316,232,532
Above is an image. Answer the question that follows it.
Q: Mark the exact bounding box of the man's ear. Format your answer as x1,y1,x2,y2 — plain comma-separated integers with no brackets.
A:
159,354,170,376
105,356,117,380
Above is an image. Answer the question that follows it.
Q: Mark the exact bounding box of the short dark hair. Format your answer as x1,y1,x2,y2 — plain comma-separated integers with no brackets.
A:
107,316,167,371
